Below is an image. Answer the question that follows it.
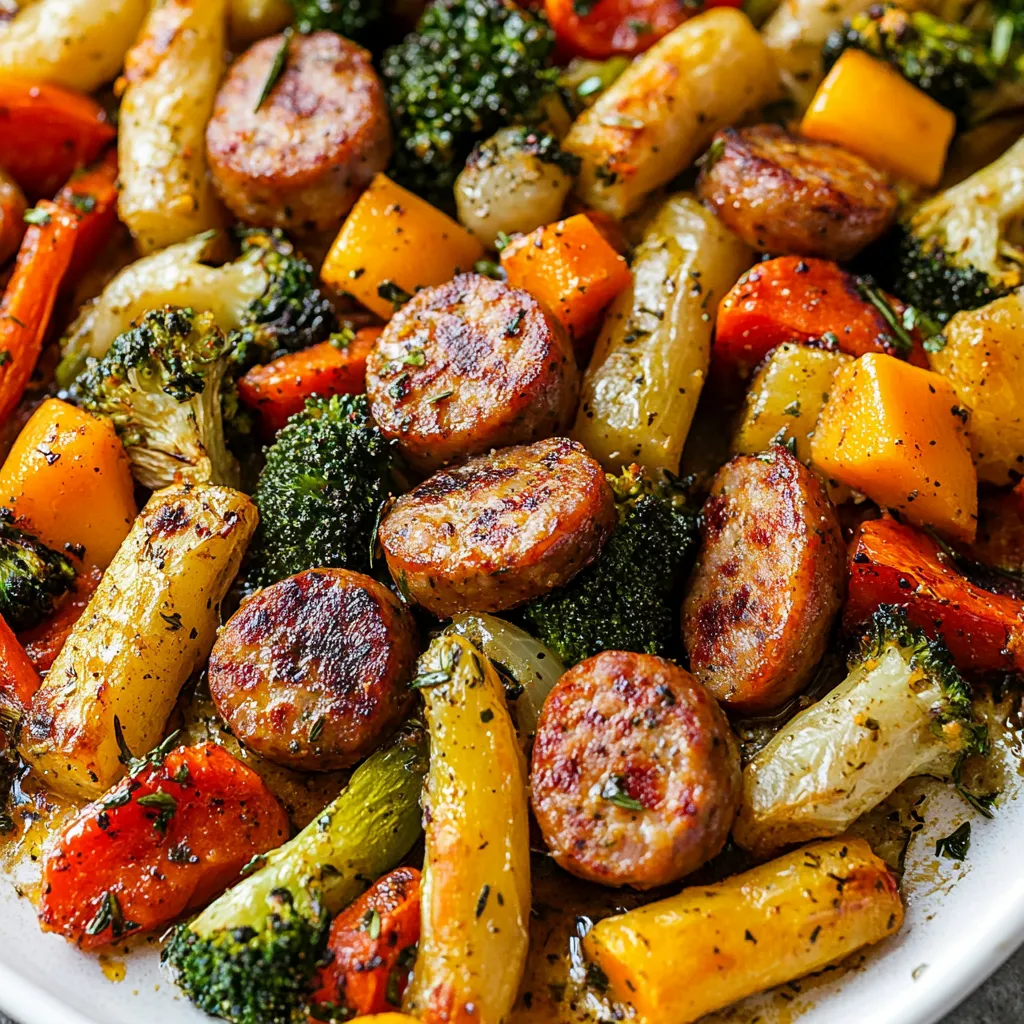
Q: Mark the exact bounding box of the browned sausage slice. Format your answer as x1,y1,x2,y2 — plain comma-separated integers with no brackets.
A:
696,125,898,261
379,437,614,617
530,651,741,889
206,31,391,233
682,447,845,715
365,273,578,474
207,568,419,771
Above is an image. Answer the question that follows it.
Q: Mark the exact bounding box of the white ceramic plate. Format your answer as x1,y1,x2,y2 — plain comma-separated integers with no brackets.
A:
2,771,1023,1024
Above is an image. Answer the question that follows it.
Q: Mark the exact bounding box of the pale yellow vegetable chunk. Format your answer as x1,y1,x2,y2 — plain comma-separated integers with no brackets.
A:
931,291,1024,486
0,0,148,92
228,0,291,44
21,485,257,800
118,0,227,254
733,342,851,502
404,635,531,1024
573,194,752,475
562,8,778,218
583,836,903,1024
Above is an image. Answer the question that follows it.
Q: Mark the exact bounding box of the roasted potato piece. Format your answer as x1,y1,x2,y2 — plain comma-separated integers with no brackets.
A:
583,836,903,1024
228,0,291,44
380,437,615,617
531,651,741,889
403,634,531,1024
929,290,1024,486
207,31,391,234
208,568,419,771
118,0,227,253
21,485,257,800
696,125,898,260
573,194,752,475
682,448,845,714
563,8,778,218
366,273,578,474
0,0,149,93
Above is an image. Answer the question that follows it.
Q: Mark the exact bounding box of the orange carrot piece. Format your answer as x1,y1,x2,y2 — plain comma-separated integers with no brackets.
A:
55,149,120,283
714,256,929,375
18,566,102,674
238,327,383,434
0,79,115,198
0,201,78,423
0,613,41,716
501,213,631,359
38,744,290,950
308,867,422,1019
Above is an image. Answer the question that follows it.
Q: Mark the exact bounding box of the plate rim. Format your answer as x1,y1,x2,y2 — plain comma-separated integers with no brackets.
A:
1,911,1023,1024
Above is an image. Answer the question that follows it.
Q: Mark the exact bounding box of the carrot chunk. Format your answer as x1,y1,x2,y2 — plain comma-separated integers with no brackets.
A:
845,516,1024,674
238,327,382,434
0,613,41,717
55,149,120,284
38,743,290,950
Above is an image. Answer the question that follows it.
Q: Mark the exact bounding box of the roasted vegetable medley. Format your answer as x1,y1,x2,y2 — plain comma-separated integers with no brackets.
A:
2,0,1024,1023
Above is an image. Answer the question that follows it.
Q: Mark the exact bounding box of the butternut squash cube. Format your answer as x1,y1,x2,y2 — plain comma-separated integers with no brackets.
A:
811,353,977,541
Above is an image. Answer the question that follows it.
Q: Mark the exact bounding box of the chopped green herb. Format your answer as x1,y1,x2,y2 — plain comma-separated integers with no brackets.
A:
329,326,356,350
935,821,971,860
426,389,453,404
85,891,126,938
494,231,513,252
23,207,51,226
0,350,10,367
255,27,293,112
475,884,490,918
309,715,327,742
160,611,183,631
474,259,505,280
410,669,451,689
856,280,914,354
137,790,178,833
362,907,382,939
378,280,413,309
68,194,97,215
600,774,643,811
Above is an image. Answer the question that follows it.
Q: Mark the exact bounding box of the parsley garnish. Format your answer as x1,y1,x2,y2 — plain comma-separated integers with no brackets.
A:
23,207,51,226
137,790,178,833
600,774,643,811
378,280,413,309
935,821,971,860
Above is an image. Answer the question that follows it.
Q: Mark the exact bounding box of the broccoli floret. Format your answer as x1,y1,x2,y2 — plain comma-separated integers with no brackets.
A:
286,0,384,43
735,605,986,856
163,725,427,1024
227,228,338,372
382,0,559,206
70,306,240,490
883,134,1024,322
821,5,1023,126
246,394,396,589
0,509,75,632
520,466,699,667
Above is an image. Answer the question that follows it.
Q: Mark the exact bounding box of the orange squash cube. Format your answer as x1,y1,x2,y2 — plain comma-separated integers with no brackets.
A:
811,353,977,541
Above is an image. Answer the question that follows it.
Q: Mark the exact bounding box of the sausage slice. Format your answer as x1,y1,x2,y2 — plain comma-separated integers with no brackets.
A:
365,273,578,474
696,125,898,261
206,31,391,233
379,437,614,617
208,568,419,770
530,651,741,889
682,447,845,714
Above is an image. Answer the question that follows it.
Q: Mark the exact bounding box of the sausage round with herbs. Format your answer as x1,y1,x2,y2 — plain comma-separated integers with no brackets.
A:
205,31,391,233
365,273,579,473
378,437,615,617
530,650,742,889
207,568,419,771
682,447,846,715
696,125,898,261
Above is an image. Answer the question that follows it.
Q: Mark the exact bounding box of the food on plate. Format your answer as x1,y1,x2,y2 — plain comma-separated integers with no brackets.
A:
2,1,1019,1019
379,437,615,616
531,649,741,887
207,31,391,233
209,567,420,770
19,484,257,799
365,273,578,473
733,605,984,855
682,447,846,714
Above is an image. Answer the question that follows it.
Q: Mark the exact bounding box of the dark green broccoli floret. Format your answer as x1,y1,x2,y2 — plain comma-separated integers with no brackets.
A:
228,228,338,371
286,0,384,43
882,134,1024,322
520,467,699,666
822,5,1021,125
163,726,427,1024
0,508,75,633
70,306,240,489
246,394,396,589
382,0,559,205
